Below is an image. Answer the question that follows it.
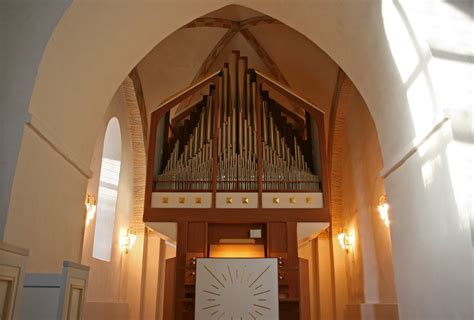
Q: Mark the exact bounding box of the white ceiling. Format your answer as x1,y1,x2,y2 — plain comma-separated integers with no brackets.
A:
204,4,263,21
136,5,340,125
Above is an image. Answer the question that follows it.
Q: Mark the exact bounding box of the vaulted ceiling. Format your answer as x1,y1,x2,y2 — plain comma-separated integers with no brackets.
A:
135,5,340,130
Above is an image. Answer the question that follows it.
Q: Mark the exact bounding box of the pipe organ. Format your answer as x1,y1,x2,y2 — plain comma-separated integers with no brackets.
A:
154,51,320,193
145,52,330,320
157,94,215,191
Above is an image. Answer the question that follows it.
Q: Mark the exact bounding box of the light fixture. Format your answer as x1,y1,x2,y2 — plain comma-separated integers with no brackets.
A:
377,195,390,226
120,228,137,254
85,193,97,226
337,229,354,253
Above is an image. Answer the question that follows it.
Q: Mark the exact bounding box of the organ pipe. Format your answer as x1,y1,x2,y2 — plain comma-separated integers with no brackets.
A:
154,53,320,192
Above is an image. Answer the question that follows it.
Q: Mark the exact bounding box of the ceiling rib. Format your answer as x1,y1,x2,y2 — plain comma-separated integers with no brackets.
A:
175,16,303,118
183,16,280,30
241,29,304,117
175,28,238,115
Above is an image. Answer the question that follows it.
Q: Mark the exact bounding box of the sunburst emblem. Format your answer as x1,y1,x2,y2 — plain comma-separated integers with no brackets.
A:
195,259,278,320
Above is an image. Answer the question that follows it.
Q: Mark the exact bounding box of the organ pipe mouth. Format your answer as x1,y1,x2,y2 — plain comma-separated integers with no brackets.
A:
153,53,321,193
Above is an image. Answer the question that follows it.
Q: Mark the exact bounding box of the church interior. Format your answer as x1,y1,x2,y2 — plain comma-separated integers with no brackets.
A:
1,1,472,320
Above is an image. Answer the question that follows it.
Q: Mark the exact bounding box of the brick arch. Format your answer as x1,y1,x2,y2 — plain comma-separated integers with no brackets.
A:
328,71,356,228
121,77,147,232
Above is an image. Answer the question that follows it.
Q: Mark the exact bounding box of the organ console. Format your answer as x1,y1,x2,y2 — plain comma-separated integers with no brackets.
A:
144,51,330,319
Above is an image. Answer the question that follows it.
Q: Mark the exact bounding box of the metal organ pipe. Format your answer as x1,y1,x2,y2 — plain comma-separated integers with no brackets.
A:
154,54,320,192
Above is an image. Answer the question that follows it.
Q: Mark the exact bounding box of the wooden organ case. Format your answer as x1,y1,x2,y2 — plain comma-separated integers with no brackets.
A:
144,52,330,319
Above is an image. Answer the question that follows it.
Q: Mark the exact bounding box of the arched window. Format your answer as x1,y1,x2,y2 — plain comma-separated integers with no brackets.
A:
93,118,122,261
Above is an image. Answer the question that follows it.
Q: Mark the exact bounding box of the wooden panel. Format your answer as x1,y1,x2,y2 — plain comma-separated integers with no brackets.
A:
144,207,331,223
268,222,287,254
286,222,298,267
163,258,176,320
285,269,300,299
186,222,206,253
174,222,187,320
316,112,330,209
299,258,310,320
279,301,300,320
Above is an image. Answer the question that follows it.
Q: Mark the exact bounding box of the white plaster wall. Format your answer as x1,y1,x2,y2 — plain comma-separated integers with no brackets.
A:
332,79,397,319
298,235,336,320
345,91,397,304
332,235,348,320
382,2,473,318
329,80,398,319
386,123,472,319
339,124,365,304
298,242,317,319
317,236,334,320
4,124,86,273
0,0,71,239
137,27,227,112
142,230,162,320
81,87,134,306
126,233,145,319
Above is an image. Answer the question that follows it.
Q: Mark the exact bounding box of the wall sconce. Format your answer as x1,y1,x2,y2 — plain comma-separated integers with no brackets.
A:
377,195,390,226
337,229,354,253
120,228,137,254
85,193,97,226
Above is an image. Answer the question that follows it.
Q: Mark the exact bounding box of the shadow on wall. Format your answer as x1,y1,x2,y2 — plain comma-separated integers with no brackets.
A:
381,1,473,319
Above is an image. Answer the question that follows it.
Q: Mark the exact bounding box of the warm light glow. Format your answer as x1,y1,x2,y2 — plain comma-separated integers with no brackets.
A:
209,244,265,258
85,193,97,226
337,229,354,253
120,228,137,254
377,195,391,226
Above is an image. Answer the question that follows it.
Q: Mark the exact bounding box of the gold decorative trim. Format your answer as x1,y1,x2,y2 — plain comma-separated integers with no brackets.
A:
226,197,233,204
273,197,280,204
179,197,185,204
242,197,249,204
162,197,169,204
195,197,202,204
289,197,296,204
306,197,313,204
